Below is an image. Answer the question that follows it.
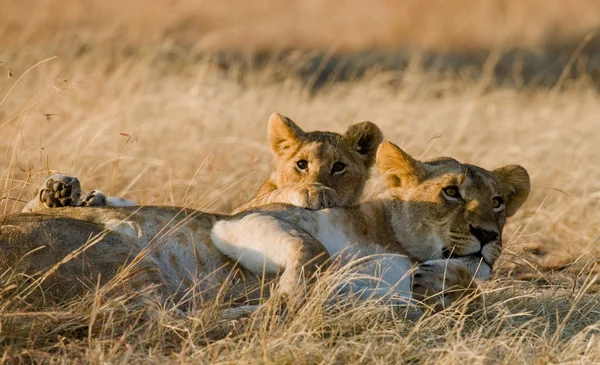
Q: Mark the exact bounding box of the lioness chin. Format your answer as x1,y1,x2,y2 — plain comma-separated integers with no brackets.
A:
22,113,383,213
3,142,530,315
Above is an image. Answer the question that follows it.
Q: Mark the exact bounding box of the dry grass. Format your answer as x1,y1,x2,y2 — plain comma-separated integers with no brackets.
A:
1,2,600,363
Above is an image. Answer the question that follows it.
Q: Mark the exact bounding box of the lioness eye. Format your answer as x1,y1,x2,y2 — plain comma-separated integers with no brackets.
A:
296,160,308,171
332,162,346,173
442,186,461,199
492,197,504,209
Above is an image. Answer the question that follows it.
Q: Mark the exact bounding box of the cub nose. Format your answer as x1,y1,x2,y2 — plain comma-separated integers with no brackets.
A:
469,224,499,246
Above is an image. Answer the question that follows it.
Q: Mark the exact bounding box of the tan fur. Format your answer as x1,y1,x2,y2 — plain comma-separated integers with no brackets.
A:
3,142,530,313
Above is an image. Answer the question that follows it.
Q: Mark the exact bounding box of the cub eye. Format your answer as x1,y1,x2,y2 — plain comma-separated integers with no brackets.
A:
492,196,504,210
332,162,346,174
296,160,308,171
442,186,461,199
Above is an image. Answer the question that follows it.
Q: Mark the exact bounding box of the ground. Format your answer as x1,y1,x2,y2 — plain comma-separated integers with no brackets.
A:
0,1,599,363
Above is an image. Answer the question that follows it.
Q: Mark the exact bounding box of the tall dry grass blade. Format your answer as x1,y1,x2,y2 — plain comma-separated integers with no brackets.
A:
551,32,597,93
0,56,58,109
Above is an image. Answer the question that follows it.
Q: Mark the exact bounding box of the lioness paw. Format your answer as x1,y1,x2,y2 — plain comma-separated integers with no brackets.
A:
79,190,108,207
412,259,480,312
22,174,81,212
43,174,82,207
289,183,339,210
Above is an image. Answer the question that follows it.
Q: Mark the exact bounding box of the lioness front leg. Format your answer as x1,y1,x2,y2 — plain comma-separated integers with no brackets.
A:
210,213,330,302
22,174,136,212
80,190,136,207
412,259,480,313
23,174,83,212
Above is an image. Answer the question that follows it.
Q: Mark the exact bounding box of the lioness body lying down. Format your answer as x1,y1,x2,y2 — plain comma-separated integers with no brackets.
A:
2,142,530,313
22,113,383,213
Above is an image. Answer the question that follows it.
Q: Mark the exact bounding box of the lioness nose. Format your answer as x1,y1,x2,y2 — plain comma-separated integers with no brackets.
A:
469,224,499,246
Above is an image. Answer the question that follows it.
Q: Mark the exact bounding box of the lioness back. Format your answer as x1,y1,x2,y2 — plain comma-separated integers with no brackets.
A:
0,205,331,310
0,206,262,306
233,113,383,213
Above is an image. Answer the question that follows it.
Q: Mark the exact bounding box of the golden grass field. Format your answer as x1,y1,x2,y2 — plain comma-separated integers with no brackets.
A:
1,1,600,363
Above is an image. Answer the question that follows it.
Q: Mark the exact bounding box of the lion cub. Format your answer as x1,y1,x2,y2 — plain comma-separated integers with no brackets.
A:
234,113,383,212
22,113,383,213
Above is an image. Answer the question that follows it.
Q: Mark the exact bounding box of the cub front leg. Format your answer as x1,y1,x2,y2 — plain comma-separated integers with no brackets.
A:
283,182,339,210
412,259,480,313
210,213,330,302
236,182,340,213
23,174,82,212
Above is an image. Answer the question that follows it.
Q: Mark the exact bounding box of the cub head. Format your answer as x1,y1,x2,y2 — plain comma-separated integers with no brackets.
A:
376,141,530,278
268,112,383,206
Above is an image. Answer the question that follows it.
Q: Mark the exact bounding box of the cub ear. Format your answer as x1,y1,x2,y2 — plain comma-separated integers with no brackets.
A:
268,113,305,155
376,141,427,188
343,121,384,167
493,165,531,217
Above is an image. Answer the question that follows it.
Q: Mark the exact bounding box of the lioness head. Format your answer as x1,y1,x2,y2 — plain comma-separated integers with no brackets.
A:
376,142,530,278
269,112,383,206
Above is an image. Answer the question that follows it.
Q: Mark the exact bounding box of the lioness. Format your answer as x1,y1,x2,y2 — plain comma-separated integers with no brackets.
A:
2,142,530,313
22,113,383,213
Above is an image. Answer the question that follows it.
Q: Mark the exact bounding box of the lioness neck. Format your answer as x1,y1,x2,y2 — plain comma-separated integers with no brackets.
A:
299,199,400,260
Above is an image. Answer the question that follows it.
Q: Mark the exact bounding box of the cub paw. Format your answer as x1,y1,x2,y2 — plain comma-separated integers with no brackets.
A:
79,190,108,207
38,174,82,208
290,183,339,210
412,259,480,312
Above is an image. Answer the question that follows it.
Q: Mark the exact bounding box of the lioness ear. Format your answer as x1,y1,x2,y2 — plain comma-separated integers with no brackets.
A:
343,121,383,167
493,165,531,217
376,141,427,188
268,113,305,155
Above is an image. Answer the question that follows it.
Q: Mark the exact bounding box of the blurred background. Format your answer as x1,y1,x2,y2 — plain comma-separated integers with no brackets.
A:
3,0,600,87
